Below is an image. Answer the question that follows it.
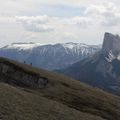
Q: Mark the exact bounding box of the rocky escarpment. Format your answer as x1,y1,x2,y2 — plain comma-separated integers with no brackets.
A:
102,32,120,53
0,60,49,88
102,32,120,62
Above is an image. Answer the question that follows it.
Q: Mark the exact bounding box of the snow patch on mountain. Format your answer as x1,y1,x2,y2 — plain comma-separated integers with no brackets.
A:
105,50,116,62
3,43,43,50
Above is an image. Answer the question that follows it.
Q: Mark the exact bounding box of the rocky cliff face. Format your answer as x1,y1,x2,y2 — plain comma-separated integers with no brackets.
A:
102,33,120,61
60,32,120,95
102,32,120,53
0,60,48,88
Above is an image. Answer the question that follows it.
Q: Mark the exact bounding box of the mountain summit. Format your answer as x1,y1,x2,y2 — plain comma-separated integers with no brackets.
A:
60,32,120,95
102,32,120,53
102,32,120,61
100,32,120,63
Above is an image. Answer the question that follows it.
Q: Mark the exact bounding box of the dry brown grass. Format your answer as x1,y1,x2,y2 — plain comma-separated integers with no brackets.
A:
0,57,119,120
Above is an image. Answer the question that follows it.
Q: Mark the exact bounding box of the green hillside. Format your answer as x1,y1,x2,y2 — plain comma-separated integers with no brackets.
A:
0,57,120,120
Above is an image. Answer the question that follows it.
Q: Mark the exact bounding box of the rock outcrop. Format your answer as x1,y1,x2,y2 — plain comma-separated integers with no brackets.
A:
102,32,120,58
0,61,48,88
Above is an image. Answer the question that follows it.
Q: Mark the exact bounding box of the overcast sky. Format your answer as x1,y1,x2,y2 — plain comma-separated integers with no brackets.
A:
0,0,120,46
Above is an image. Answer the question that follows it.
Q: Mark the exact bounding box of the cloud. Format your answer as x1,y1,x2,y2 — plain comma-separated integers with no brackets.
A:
63,16,92,27
25,24,54,32
85,2,120,26
14,15,93,33
15,15,54,32
1,0,120,47
15,15,49,24
85,2,118,16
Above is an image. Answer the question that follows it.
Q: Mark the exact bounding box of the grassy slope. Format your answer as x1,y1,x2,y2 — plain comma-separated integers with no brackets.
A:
0,57,120,120
0,83,105,120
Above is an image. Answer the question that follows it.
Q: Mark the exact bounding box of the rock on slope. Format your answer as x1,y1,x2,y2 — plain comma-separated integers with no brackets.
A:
0,42,100,70
60,32,120,95
0,57,120,120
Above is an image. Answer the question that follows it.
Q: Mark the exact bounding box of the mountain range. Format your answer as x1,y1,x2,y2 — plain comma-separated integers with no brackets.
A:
0,42,101,70
59,32,120,95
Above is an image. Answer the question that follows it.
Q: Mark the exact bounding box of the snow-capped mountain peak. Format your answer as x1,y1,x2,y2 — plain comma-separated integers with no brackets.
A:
0,42,101,70
3,42,43,50
62,42,77,49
